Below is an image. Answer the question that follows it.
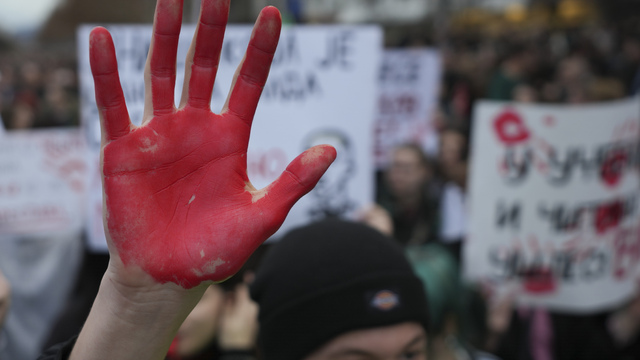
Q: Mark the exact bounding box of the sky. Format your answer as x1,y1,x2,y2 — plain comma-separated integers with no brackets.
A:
0,0,62,34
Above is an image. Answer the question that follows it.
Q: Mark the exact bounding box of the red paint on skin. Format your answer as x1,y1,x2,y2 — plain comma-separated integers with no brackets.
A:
89,28,131,141
91,3,334,288
150,0,183,115
103,106,334,287
103,101,332,287
226,7,281,123
186,0,229,108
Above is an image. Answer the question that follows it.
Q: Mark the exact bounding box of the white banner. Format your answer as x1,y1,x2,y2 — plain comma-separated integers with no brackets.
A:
0,129,88,235
465,97,640,313
78,24,382,251
373,48,441,169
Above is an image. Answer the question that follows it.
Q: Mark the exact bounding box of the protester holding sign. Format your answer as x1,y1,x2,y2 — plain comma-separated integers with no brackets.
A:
250,219,430,360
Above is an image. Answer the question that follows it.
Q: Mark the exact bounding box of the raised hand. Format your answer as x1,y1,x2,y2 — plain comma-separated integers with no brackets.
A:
89,0,335,289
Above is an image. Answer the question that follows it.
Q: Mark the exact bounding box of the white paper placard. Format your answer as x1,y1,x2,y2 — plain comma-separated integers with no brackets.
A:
465,97,640,313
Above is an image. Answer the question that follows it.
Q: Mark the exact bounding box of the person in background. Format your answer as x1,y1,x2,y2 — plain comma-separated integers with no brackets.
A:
512,83,538,103
407,243,500,360
376,143,441,246
486,43,534,101
249,219,431,360
165,246,268,360
438,126,470,262
166,282,258,360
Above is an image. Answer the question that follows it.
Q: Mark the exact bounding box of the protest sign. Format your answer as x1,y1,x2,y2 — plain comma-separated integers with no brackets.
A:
464,97,640,312
0,129,88,235
78,24,382,250
373,48,441,169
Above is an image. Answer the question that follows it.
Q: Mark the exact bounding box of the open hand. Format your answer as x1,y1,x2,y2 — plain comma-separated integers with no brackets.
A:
89,0,336,289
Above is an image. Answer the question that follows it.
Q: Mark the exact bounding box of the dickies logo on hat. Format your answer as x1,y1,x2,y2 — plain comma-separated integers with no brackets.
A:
370,289,400,311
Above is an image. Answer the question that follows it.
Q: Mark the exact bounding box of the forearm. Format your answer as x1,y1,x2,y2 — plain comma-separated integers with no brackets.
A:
70,266,206,360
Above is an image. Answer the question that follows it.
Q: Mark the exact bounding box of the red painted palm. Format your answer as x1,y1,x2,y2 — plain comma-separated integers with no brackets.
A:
89,1,335,288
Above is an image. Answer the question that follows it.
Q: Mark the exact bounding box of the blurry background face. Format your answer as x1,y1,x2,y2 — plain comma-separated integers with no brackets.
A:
439,131,465,170
175,284,226,357
513,83,538,103
386,146,429,200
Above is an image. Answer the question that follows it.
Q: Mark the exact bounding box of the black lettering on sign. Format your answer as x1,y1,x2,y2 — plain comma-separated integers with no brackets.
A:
487,245,611,283
271,33,301,66
262,71,322,101
501,148,533,184
114,30,150,72
496,201,521,230
499,140,639,187
318,30,354,70
378,94,417,116
379,57,420,84
547,148,581,185
538,196,637,233
538,204,583,233
221,34,251,65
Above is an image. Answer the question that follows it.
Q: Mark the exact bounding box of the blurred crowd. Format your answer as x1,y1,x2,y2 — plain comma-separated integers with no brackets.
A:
1,8,640,360
429,16,640,141
0,53,78,130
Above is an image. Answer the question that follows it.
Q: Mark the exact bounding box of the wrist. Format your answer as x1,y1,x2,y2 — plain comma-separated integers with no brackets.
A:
70,263,208,360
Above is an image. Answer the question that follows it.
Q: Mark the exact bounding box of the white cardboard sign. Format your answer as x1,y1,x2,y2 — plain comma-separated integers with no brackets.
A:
465,98,640,312
0,129,88,235
373,48,441,169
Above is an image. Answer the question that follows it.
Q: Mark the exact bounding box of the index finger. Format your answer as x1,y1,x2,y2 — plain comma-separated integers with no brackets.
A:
222,6,281,124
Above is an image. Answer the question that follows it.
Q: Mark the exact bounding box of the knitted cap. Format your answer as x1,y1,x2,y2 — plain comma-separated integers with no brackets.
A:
249,219,429,360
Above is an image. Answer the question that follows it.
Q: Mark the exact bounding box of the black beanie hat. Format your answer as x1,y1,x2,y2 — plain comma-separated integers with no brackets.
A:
249,219,429,360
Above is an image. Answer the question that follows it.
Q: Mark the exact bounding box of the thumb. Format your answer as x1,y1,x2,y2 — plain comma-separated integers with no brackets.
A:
259,144,336,223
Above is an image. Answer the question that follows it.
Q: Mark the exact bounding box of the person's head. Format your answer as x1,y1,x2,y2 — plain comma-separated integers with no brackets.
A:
439,127,468,170
500,42,535,75
438,126,469,188
172,244,271,358
556,55,591,86
386,143,432,201
512,83,538,103
250,219,430,360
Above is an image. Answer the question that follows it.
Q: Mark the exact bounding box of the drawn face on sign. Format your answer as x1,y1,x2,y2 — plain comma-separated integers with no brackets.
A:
303,129,356,217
